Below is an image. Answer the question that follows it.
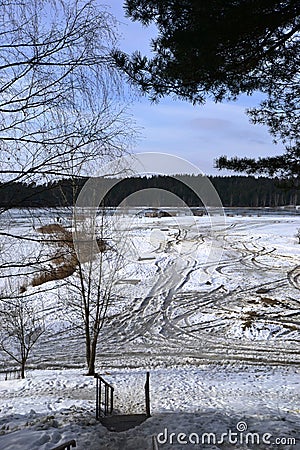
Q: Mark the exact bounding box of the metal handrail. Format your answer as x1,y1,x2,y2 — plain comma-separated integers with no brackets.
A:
51,439,76,450
145,371,151,417
95,371,151,420
94,373,114,418
0,369,22,381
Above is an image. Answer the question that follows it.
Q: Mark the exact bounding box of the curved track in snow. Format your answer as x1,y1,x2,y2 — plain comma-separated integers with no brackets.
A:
4,215,298,372
95,218,300,369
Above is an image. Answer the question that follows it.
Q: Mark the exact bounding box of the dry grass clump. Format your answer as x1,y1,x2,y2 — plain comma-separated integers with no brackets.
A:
19,285,27,294
241,311,258,330
260,297,282,307
37,224,74,248
31,264,77,287
255,287,270,294
20,223,108,291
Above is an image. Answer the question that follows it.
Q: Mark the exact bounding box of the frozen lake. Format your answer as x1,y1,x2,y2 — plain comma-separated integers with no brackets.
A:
0,207,299,369
0,208,299,449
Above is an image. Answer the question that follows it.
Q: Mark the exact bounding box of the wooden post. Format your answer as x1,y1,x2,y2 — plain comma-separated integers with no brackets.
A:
105,384,108,415
95,376,99,419
145,371,151,417
110,387,114,414
99,378,102,417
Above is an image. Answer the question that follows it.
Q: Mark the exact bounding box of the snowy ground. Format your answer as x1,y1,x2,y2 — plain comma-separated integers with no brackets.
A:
0,209,299,448
0,365,299,449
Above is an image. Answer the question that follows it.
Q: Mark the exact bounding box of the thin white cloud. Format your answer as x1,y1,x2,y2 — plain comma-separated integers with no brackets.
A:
129,99,285,174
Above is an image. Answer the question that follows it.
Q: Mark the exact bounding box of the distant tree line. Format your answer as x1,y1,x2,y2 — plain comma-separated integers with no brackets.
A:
0,175,299,208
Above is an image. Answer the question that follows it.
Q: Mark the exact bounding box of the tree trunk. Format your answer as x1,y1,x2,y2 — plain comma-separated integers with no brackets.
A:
87,337,98,376
21,360,26,379
87,357,95,376
85,325,91,369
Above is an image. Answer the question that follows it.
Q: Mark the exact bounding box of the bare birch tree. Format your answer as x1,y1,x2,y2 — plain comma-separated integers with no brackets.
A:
0,289,45,378
35,212,126,375
0,0,134,193
0,0,136,374
67,240,123,375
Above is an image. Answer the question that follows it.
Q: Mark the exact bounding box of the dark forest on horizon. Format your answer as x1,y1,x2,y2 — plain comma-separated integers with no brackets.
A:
0,175,299,208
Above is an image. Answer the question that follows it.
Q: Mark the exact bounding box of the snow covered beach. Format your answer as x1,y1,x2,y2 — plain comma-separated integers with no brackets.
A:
0,209,299,449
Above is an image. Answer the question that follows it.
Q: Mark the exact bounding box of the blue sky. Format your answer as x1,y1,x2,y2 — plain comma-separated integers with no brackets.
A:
107,1,284,175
